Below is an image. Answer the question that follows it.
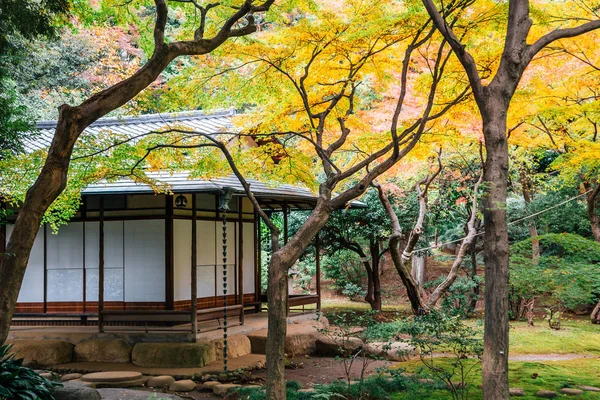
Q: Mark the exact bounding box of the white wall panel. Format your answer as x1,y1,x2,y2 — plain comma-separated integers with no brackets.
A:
196,220,216,298
124,220,165,302
46,223,84,301
85,221,124,302
7,225,44,303
174,219,192,301
242,222,255,294
216,222,237,296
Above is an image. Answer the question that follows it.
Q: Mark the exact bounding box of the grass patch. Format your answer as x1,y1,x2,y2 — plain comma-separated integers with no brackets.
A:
391,358,600,399
509,318,600,355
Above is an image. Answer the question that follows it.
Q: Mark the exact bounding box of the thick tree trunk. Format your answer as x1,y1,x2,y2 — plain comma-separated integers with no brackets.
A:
481,108,510,400
265,201,332,399
265,236,288,400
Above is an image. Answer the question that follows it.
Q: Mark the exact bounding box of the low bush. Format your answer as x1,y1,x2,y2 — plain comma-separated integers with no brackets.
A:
0,344,61,400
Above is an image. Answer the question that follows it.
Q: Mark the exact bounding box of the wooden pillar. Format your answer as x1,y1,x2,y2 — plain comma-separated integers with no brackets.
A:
316,232,321,311
98,196,105,332
82,197,87,314
283,201,289,244
43,224,47,313
238,197,244,323
165,194,174,310
255,210,261,313
191,194,198,335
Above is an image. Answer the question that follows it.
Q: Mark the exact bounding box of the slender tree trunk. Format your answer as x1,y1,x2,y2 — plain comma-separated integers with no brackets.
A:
363,260,377,309
591,301,600,324
428,174,481,308
481,108,510,400
519,167,539,259
586,191,600,242
370,238,382,311
469,239,479,313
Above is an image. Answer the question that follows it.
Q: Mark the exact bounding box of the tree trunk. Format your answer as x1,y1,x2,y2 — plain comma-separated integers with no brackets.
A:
428,174,482,308
265,233,288,400
481,108,510,400
519,167,540,259
587,190,600,242
469,241,479,313
591,301,600,324
370,238,382,311
411,255,427,288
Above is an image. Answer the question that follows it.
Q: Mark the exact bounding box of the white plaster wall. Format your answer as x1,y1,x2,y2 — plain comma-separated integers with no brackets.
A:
196,220,216,298
173,219,192,301
46,222,84,301
243,222,255,294
6,225,44,303
123,220,165,302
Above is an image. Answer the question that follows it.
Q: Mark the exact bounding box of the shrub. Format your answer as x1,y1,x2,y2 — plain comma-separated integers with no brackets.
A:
0,344,61,400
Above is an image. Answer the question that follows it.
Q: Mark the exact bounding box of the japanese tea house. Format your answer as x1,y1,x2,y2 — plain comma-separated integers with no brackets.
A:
2,110,328,333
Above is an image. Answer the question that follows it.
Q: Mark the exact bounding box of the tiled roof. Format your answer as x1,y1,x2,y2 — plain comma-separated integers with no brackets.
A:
25,109,235,153
28,109,365,209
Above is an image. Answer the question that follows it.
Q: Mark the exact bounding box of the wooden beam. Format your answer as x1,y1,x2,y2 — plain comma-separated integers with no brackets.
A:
98,196,105,332
255,209,261,312
165,194,174,310
191,194,198,336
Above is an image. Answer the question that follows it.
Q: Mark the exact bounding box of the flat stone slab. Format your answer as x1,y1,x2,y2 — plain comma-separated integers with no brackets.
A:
212,335,251,360
147,375,175,388
52,385,101,400
75,339,132,364
132,342,216,368
93,379,145,389
536,390,558,398
61,373,83,382
169,379,196,392
7,340,74,367
97,389,183,399
81,371,142,383
213,383,241,396
247,321,322,357
578,385,600,392
509,388,526,396
364,342,418,361
560,388,584,396
202,381,222,390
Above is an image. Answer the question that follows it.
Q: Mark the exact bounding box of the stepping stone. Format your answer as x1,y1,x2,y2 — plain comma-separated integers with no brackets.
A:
213,383,241,396
202,381,222,390
147,375,175,388
52,385,101,400
536,390,558,398
97,388,183,399
81,371,142,383
40,372,55,380
509,388,526,396
169,379,196,392
560,388,584,396
578,385,600,392
93,379,145,389
298,388,315,393
61,373,82,382
65,379,96,388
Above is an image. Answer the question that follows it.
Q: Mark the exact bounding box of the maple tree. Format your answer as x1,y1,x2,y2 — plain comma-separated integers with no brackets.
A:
421,0,600,398
0,0,278,347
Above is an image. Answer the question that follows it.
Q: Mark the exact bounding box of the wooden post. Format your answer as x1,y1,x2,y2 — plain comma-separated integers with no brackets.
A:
316,232,321,311
283,201,288,244
165,194,174,310
43,224,47,314
98,196,105,332
255,210,261,313
191,194,198,335
238,197,244,324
